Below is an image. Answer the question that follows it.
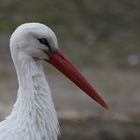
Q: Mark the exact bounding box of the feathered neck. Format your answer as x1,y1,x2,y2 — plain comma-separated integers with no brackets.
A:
5,57,60,140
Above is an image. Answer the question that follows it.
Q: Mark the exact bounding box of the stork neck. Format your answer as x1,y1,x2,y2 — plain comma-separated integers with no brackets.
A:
8,56,59,140
15,56,43,88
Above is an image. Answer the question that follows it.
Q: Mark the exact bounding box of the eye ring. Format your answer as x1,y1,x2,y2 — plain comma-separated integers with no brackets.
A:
37,38,56,53
38,38,50,47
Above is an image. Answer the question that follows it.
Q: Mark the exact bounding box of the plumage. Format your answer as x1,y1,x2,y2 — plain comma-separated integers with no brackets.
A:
0,23,59,140
0,22,108,140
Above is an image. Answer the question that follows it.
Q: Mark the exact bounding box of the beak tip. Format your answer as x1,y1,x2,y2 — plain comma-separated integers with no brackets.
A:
101,101,109,110
104,104,109,110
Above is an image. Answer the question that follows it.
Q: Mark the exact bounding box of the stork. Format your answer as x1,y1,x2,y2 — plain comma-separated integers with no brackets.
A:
0,23,108,140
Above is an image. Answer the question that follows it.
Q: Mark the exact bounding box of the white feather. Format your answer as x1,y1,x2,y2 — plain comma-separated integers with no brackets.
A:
0,23,60,140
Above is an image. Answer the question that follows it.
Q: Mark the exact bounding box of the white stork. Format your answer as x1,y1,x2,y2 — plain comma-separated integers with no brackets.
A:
0,23,108,140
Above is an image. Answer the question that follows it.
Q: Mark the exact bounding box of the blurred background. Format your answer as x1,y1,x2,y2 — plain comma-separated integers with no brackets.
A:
0,0,140,139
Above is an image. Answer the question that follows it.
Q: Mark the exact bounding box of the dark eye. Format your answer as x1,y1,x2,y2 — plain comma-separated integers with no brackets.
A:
38,38,50,47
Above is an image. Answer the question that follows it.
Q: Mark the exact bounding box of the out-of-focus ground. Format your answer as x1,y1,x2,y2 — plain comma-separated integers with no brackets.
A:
0,0,140,139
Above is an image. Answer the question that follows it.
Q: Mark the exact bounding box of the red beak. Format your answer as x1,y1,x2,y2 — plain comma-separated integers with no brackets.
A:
47,49,109,109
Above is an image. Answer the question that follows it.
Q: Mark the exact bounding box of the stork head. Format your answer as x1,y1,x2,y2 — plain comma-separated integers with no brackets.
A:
10,23,108,109
10,23,58,61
